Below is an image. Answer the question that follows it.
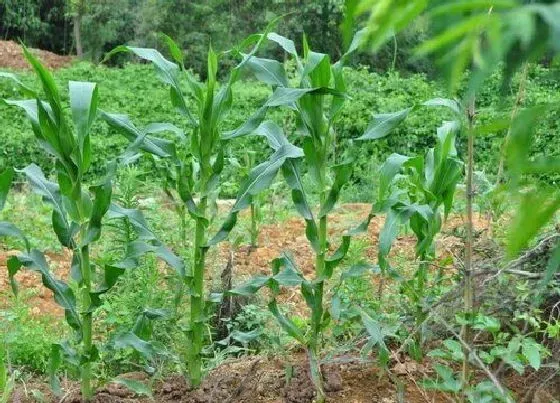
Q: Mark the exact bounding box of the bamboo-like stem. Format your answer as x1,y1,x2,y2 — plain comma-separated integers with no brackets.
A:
415,258,429,353
461,97,476,391
309,211,327,402
495,62,529,185
80,244,92,400
189,197,207,387
250,201,258,248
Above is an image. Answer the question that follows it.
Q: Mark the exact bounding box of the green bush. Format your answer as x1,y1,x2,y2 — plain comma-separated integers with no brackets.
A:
2,62,559,199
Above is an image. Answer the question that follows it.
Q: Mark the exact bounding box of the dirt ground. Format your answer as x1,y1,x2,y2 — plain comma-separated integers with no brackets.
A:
4,203,557,402
10,355,559,403
0,40,72,70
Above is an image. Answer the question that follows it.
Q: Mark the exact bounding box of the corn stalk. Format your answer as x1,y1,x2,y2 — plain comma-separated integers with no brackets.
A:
101,25,286,387
1,48,182,400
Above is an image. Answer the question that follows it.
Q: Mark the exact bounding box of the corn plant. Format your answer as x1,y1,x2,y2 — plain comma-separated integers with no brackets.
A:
222,32,364,401
364,117,463,355
100,28,289,387
0,49,182,400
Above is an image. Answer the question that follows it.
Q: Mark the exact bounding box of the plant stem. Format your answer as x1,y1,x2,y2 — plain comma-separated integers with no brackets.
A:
496,62,528,185
309,207,327,402
415,259,428,353
250,201,258,248
80,243,93,401
461,97,476,391
189,197,207,388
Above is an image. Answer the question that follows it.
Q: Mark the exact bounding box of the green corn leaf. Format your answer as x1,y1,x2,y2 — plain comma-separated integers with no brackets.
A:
208,144,303,246
378,209,403,270
69,81,98,171
12,250,81,333
0,167,14,211
101,112,178,159
244,57,288,87
227,275,271,296
113,332,157,360
22,46,63,124
104,46,196,125
83,178,112,246
89,265,126,308
222,106,268,139
423,98,462,115
22,164,73,247
319,162,353,218
267,32,298,59
268,299,306,344
0,221,30,253
358,108,413,140
0,71,37,97
507,190,560,257
265,87,326,107
378,154,409,199
232,144,303,212
113,378,153,399
282,160,320,252
160,33,184,67
272,254,305,287
253,120,291,150
341,263,377,281
324,235,352,277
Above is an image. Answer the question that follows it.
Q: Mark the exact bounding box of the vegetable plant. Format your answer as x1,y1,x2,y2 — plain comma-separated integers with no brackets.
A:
366,117,462,354
225,32,364,401
0,49,182,400
101,28,284,387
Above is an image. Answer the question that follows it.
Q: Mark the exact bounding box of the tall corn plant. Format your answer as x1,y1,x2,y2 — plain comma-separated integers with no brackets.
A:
362,115,462,355
223,33,363,401
0,49,182,400
100,29,286,387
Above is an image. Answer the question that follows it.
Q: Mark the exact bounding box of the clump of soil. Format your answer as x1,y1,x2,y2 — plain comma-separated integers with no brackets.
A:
0,40,72,70
10,356,451,403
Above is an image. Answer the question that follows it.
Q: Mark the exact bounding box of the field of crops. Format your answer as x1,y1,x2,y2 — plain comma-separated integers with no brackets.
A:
1,3,560,403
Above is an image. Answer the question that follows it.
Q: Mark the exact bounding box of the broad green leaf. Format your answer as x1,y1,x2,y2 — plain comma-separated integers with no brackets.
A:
228,275,271,296
0,71,37,97
282,160,319,252
244,57,288,87
160,33,184,67
12,250,81,333
358,108,413,140
69,81,98,171
268,299,305,344
101,112,177,159
113,332,156,360
0,167,14,211
423,98,462,115
267,32,298,58
0,221,30,252
113,378,153,399
319,162,353,218
521,338,541,370
22,46,63,123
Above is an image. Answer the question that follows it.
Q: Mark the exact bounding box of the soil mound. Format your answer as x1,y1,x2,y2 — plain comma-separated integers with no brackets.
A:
0,40,72,70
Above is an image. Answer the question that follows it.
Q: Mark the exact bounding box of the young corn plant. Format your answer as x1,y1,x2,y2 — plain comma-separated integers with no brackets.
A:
366,119,463,355
0,49,182,400
224,32,364,401
101,30,285,387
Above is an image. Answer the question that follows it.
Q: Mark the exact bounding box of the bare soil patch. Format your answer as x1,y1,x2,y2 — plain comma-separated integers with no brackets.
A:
0,40,72,70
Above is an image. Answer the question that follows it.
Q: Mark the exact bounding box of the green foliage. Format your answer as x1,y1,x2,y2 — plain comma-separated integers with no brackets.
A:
0,47,181,399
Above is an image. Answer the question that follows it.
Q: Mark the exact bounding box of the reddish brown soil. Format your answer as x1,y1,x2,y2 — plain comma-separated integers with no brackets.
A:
0,203,487,318
10,356,559,402
0,40,72,70
0,248,70,316
10,357,451,403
